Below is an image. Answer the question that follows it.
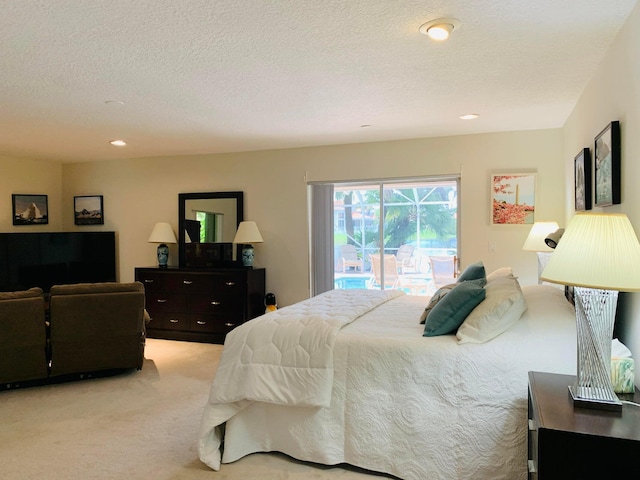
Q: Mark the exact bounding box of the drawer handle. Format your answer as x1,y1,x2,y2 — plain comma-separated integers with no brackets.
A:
225,281,236,286
211,301,221,305
169,319,180,323
527,460,537,474
224,322,236,327
156,299,167,303
144,279,154,283
196,320,207,325
183,280,193,285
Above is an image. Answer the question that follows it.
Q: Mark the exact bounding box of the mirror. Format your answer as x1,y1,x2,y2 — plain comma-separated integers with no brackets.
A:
178,192,243,268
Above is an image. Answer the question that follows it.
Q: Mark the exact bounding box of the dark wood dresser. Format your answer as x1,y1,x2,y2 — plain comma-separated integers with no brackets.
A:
528,371,640,479
135,267,265,344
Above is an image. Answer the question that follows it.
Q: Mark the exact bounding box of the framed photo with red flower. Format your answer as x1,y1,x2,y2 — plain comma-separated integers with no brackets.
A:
491,173,536,225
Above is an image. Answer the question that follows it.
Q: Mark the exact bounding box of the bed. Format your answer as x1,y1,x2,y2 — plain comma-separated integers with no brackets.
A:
198,268,577,479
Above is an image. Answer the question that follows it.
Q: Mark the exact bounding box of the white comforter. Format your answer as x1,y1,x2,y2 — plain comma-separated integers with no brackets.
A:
199,285,577,479
198,289,403,469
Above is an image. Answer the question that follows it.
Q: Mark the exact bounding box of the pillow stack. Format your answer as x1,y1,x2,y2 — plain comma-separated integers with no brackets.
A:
422,261,486,336
422,263,527,343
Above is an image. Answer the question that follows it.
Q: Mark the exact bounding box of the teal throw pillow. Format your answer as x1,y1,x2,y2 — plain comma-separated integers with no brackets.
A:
419,283,457,324
457,261,486,286
423,281,486,337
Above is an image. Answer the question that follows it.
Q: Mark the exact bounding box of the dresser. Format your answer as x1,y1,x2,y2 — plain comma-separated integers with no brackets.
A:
135,267,265,344
527,371,640,479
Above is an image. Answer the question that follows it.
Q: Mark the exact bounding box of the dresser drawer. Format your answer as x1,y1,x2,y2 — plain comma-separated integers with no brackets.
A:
146,293,187,313
157,312,189,331
189,293,243,314
137,272,168,293
190,313,242,334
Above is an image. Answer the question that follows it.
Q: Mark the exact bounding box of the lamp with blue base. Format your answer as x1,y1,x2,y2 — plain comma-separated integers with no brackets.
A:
233,221,263,268
148,222,177,268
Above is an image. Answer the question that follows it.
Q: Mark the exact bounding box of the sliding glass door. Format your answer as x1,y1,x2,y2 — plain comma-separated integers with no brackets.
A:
330,178,459,296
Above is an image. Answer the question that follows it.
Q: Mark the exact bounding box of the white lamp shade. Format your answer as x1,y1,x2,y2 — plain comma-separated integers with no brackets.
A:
522,221,559,252
148,222,177,244
541,213,640,291
233,221,263,244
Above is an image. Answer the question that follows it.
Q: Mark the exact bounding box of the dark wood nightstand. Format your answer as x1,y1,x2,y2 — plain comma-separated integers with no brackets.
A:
528,371,640,479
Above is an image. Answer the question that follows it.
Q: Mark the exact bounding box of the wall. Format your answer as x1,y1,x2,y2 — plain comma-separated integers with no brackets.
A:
0,156,63,230
563,1,640,382
55,129,564,307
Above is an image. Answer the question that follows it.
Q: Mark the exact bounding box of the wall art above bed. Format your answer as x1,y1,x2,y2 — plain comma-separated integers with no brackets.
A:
574,148,592,211
594,120,621,207
491,173,536,225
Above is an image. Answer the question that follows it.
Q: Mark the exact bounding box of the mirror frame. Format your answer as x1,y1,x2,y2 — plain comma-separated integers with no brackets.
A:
178,191,244,268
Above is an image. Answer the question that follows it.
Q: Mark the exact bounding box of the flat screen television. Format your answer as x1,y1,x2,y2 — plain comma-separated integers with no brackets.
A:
0,232,116,293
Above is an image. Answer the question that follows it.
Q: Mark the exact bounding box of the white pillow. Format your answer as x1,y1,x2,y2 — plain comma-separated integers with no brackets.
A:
486,267,513,283
456,275,527,344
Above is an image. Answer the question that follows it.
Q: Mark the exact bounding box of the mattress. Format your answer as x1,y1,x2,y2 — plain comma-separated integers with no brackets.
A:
199,284,577,479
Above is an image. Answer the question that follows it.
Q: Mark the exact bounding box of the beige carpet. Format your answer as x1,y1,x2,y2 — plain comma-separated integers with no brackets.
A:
0,339,392,480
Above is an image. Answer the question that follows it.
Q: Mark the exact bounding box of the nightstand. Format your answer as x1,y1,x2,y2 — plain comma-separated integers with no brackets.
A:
528,371,640,479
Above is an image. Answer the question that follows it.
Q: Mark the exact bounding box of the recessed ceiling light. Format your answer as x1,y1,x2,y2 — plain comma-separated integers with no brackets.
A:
110,140,127,146
419,18,461,41
459,113,479,120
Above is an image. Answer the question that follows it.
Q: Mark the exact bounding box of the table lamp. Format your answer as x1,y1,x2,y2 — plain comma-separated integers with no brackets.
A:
148,222,177,268
233,221,263,268
541,213,640,411
522,221,559,283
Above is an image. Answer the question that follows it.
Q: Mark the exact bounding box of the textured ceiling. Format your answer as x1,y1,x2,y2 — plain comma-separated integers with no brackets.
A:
1,0,637,162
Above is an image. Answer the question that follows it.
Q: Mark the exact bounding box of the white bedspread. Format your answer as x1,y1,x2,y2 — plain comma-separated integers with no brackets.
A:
199,285,577,479
198,288,403,469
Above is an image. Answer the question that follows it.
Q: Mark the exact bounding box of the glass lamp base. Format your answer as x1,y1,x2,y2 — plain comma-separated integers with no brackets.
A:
571,287,622,412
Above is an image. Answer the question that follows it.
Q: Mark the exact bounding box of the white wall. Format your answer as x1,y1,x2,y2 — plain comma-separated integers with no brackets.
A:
54,128,564,306
563,1,640,382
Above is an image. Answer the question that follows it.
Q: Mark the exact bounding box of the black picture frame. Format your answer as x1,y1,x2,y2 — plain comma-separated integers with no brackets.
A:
12,194,49,225
574,148,591,211
74,195,104,225
594,121,621,207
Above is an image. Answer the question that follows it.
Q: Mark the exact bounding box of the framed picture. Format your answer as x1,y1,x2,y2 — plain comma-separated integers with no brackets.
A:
574,147,592,211
74,195,104,225
594,121,621,207
12,194,49,225
491,173,536,225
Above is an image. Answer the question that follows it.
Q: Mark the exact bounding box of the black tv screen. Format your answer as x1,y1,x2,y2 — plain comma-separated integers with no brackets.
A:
0,232,116,293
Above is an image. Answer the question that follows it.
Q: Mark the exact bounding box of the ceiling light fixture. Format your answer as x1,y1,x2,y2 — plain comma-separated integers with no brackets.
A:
459,113,479,120
419,18,461,41
110,140,127,146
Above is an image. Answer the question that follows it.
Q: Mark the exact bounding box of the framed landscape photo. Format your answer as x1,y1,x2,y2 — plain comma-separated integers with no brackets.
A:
574,147,592,211
74,195,104,225
594,121,621,207
491,173,536,225
12,194,49,225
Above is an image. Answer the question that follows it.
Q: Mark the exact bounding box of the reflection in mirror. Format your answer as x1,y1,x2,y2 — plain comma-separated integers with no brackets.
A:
183,197,237,243
178,192,243,268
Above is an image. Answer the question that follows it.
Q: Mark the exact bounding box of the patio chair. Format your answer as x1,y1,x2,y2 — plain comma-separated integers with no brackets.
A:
428,255,458,289
369,254,400,289
395,244,416,273
339,244,364,272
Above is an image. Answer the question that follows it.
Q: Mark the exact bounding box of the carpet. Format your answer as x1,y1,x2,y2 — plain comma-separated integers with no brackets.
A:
0,339,391,479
